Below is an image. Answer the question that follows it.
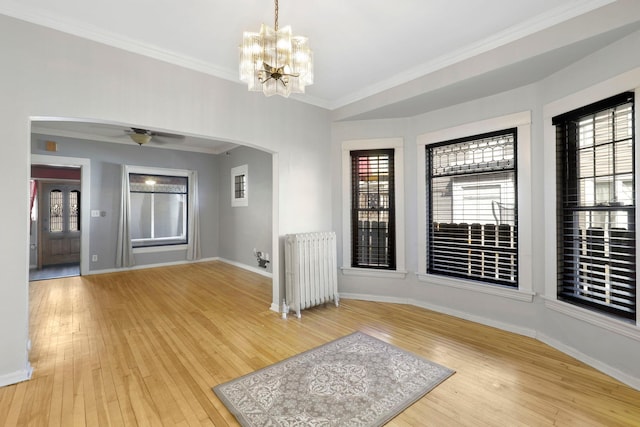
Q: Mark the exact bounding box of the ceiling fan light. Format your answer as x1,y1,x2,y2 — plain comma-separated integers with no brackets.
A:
130,133,152,145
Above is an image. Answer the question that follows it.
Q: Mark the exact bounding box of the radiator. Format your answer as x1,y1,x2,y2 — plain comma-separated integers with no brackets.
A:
284,232,339,318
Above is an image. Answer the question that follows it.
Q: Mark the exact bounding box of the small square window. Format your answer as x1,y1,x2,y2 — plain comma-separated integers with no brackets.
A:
231,165,248,207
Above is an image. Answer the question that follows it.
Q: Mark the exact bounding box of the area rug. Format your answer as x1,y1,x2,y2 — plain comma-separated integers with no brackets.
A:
213,331,455,426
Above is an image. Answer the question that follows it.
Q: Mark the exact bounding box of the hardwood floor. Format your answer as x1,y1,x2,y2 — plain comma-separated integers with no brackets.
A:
1,261,639,426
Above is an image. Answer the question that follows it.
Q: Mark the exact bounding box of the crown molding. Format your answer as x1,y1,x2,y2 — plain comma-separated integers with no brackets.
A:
0,0,616,112
329,0,616,110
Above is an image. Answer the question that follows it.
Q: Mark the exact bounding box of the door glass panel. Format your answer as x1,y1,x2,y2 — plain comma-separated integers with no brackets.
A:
69,190,80,231
49,190,64,232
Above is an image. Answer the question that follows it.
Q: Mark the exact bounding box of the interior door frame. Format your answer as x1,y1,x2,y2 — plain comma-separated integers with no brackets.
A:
31,154,91,276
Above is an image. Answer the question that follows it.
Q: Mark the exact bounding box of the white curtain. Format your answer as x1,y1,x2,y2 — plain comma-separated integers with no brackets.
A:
116,165,199,266
187,170,201,260
116,165,135,267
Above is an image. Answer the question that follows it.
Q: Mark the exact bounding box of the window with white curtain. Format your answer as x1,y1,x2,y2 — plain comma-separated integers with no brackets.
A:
117,165,200,268
129,173,188,248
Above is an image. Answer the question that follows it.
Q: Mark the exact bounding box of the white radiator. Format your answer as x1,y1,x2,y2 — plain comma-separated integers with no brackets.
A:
284,232,339,318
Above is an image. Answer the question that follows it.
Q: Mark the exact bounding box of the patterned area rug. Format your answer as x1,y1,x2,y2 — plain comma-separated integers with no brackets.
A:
213,332,455,426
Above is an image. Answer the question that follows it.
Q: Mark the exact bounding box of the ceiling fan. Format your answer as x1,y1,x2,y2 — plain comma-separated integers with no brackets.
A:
126,127,184,146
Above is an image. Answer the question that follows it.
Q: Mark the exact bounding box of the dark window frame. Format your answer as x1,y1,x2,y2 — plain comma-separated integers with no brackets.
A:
234,173,246,200
350,149,396,270
426,128,519,287
553,92,636,320
129,173,189,249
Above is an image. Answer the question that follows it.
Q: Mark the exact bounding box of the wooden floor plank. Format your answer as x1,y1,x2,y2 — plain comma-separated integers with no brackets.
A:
0,260,637,426
2,382,26,427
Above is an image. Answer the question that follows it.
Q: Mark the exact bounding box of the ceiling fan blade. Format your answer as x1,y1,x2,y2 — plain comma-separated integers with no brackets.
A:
152,131,185,140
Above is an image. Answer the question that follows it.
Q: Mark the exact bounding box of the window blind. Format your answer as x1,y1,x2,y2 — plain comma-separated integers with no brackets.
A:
554,92,636,320
427,129,518,287
351,150,396,269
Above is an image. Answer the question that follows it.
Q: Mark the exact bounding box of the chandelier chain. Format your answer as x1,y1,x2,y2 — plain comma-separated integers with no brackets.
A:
274,0,279,31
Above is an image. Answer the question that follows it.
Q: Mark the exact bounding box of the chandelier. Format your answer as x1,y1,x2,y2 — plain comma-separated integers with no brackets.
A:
239,0,313,97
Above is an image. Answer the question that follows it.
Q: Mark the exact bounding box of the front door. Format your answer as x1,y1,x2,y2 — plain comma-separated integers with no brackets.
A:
39,182,81,267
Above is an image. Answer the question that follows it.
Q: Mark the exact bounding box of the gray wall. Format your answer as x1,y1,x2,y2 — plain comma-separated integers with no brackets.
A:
331,29,640,388
0,14,331,384
218,146,273,273
31,134,221,270
2,8,639,392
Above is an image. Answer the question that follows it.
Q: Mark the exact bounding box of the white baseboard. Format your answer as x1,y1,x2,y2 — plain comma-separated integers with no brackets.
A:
340,292,410,306
87,257,218,275
341,292,640,390
0,363,32,388
88,257,273,279
537,332,640,391
409,298,537,338
340,292,536,338
217,258,273,278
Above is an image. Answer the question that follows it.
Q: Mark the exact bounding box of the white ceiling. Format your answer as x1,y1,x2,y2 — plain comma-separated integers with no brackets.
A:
31,120,240,154
6,0,640,151
1,0,633,109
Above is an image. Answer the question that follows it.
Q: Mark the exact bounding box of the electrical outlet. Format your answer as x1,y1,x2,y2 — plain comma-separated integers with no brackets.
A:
92,254,98,262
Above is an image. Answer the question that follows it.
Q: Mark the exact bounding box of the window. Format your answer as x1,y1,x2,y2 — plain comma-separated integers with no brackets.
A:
350,149,396,269
48,187,80,233
69,190,80,232
49,189,64,232
129,173,188,248
426,129,518,287
342,138,405,277
235,174,246,199
554,92,636,320
231,164,248,207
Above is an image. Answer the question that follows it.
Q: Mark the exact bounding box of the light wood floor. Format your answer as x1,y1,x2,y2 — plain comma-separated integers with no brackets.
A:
1,261,639,426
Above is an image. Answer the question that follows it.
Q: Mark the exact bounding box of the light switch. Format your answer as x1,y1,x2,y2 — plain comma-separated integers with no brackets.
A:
91,210,100,217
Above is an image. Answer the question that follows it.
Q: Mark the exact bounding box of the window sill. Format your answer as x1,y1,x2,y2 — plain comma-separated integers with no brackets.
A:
341,267,408,279
133,244,188,254
544,298,640,342
416,273,534,302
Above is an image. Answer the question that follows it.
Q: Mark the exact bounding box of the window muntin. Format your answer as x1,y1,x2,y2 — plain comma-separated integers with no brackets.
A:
554,92,636,320
234,174,246,199
48,187,81,233
49,189,64,232
129,173,188,248
231,164,248,207
427,129,518,287
350,149,396,269
69,190,80,232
